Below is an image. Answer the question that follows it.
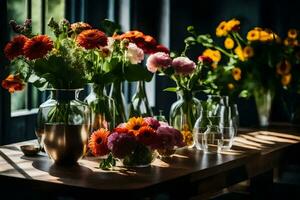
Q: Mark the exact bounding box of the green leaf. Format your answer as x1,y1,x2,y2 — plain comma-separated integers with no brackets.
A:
184,36,196,45
99,153,116,170
187,26,195,34
123,64,153,82
197,34,214,47
239,90,249,98
100,19,121,36
163,87,179,92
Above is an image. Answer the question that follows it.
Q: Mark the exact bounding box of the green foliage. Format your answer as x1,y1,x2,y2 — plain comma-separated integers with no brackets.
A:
99,153,116,170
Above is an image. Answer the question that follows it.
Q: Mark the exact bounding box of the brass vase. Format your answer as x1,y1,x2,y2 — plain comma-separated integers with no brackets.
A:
37,89,90,165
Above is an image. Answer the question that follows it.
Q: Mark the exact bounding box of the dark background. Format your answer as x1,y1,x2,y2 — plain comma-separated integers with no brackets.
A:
1,0,300,144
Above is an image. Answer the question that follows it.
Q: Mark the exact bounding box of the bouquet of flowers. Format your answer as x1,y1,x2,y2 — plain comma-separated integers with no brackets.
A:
88,117,185,169
2,18,88,92
182,19,245,100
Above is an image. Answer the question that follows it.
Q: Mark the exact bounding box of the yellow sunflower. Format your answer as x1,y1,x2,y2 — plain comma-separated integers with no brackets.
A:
288,29,298,39
216,21,228,37
243,46,254,59
259,31,272,42
232,67,242,81
281,74,292,86
225,19,240,32
203,49,221,63
234,46,245,61
224,37,235,49
247,29,260,41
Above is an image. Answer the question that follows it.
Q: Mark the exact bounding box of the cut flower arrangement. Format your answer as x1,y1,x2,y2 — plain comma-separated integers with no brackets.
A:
88,117,185,169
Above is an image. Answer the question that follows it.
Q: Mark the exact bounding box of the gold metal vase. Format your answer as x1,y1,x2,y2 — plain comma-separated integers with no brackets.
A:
37,89,91,165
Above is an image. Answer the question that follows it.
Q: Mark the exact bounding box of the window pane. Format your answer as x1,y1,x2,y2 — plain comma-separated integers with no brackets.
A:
8,0,27,111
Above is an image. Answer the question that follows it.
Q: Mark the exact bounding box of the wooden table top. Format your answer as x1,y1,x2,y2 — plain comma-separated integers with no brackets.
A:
0,129,299,194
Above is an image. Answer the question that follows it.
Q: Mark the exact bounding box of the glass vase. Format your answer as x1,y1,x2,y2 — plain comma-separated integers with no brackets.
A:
36,89,90,165
85,84,115,131
169,90,202,147
129,81,153,118
254,88,274,127
193,102,210,150
120,144,157,167
109,81,127,125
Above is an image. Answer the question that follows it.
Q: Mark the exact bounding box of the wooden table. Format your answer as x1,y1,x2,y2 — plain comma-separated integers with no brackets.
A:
0,129,300,199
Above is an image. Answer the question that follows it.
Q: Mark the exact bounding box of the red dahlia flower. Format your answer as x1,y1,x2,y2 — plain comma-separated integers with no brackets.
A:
136,126,157,146
4,35,29,60
76,29,108,49
23,35,53,60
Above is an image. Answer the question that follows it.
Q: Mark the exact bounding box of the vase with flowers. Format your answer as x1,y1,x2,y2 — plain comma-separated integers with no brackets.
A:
111,30,169,121
187,19,285,127
88,117,185,169
145,44,205,147
2,18,92,165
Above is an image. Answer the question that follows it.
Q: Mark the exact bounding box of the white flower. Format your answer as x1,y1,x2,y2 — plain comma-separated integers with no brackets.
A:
126,43,144,64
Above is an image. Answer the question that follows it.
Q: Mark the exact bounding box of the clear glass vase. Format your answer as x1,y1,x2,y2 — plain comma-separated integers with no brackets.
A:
169,90,202,147
36,89,90,165
109,81,127,125
120,144,157,167
193,102,210,150
254,88,274,127
85,84,115,131
129,81,153,118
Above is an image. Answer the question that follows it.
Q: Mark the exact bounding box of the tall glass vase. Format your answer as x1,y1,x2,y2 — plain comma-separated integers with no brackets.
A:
129,81,153,118
169,90,202,147
36,89,90,165
254,88,274,127
109,81,127,125
85,84,115,131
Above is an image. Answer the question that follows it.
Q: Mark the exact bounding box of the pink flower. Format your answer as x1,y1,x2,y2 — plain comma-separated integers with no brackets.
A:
107,132,137,159
155,126,185,149
144,117,160,130
172,57,196,76
126,43,144,64
146,52,172,73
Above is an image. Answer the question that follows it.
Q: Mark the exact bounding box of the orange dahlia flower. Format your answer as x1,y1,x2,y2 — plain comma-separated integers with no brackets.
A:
1,74,25,93
4,35,29,60
23,35,53,60
136,126,157,146
126,117,148,136
76,29,108,49
114,30,158,54
88,128,110,157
